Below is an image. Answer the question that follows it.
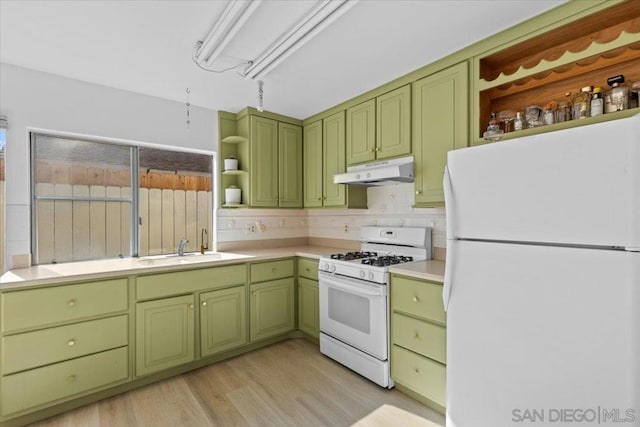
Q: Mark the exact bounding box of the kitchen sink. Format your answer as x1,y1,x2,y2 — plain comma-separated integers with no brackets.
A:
137,252,223,266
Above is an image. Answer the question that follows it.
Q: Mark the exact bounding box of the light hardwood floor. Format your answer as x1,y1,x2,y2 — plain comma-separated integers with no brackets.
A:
29,339,446,427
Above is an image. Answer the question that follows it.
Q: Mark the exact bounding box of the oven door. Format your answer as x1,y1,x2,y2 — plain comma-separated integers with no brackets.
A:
319,271,388,360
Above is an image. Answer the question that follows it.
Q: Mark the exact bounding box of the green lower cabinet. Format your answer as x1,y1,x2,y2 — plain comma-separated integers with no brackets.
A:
250,278,295,342
200,286,247,357
135,294,195,377
1,347,129,416
391,345,446,408
297,277,319,339
391,274,446,413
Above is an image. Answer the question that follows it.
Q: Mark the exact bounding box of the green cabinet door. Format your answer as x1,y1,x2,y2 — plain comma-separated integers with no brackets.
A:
346,99,376,165
413,62,468,207
250,116,278,207
322,111,346,207
135,295,194,377
377,84,411,160
303,120,323,207
278,122,303,208
200,286,247,357
250,278,294,342
298,277,319,339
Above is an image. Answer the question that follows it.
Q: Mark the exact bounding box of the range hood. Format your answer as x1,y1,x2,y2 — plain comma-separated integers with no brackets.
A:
333,156,414,186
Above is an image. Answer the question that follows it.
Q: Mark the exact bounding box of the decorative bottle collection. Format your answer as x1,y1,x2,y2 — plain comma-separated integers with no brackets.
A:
485,74,638,140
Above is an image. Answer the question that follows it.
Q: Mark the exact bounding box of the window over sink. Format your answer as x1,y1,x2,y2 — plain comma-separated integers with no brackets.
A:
30,133,214,265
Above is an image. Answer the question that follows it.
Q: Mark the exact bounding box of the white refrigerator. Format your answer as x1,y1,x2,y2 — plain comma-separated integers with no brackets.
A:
443,114,640,427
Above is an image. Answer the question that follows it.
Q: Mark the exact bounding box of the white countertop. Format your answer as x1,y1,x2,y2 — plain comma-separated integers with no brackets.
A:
0,245,345,290
389,260,445,283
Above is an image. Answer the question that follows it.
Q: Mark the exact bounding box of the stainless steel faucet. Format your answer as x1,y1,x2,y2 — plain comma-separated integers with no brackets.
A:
177,237,189,256
200,228,209,254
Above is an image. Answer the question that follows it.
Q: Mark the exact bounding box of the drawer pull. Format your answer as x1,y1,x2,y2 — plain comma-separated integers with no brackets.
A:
202,301,207,306
305,268,310,272
68,339,76,347
67,299,77,307
272,267,277,273
412,296,419,303
67,374,77,383
189,304,194,309
414,332,420,340
414,367,420,374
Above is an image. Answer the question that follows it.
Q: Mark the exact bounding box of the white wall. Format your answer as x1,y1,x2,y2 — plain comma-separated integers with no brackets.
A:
0,63,217,269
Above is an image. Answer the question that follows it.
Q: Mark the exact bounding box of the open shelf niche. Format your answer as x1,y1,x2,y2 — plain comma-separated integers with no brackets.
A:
476,0,640,140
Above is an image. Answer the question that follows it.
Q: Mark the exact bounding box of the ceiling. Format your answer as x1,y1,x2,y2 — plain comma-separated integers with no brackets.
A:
0,0,564,119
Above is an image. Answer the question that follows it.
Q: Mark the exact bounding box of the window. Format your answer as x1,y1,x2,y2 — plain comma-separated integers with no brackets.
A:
31,133,213,265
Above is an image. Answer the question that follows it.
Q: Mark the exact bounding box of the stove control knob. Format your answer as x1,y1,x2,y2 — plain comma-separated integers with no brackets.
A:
368,271,374,280
355,174,361,179
359,270,365,278
330,264,336,273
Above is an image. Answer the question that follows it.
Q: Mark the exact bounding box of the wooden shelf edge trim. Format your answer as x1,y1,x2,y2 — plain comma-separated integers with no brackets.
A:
478,31,640,90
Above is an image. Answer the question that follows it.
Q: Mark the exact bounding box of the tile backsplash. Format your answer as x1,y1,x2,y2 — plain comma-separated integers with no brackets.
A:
217,183,447,250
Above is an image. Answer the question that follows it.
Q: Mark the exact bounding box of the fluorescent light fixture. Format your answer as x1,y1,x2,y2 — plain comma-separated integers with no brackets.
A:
243,0,359,80
194,0,262,67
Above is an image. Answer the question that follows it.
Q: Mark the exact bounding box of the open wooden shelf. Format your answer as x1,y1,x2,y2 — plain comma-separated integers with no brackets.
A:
477,0,640,139
479,1,640,84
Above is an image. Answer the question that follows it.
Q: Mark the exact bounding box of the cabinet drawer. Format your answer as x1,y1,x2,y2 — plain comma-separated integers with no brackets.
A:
1,346,129,416
136,264,246,300
392,345,446,408
2,315,128,375
392,313,446,364
250,259,294,283
391,276,445,324
297,258,319,280
1,279,128,333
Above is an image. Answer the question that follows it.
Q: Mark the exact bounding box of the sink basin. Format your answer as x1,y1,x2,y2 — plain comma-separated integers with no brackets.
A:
137,252,223,266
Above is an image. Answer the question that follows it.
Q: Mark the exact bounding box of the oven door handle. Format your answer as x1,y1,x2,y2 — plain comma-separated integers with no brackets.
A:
319,274,385,297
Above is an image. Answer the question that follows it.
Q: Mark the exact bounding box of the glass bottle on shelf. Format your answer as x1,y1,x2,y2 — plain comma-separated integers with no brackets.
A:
630,81,640,109
605,75,630,113
497,110,516,133
483,112,504,141
572,86,592,120
513,112,524,131
542,101,556,125
590,87,604,117
555,92,572,123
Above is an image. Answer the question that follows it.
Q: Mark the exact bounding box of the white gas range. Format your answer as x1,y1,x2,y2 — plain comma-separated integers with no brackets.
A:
318,226,432,388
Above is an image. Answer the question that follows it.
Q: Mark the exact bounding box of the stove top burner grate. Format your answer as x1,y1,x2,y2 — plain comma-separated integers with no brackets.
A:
361,255,414,267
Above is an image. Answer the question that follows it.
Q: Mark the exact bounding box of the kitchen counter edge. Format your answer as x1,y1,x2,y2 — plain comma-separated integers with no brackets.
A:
389,260,445,283
0,246,340,291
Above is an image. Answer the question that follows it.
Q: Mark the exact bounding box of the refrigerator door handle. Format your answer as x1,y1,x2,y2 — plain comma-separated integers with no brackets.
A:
443,166,454,311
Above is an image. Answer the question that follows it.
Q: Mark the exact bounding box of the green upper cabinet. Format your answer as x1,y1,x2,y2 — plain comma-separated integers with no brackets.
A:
376,84,411,160
322,111,346,207
413,61,468,207
303,120,323,207
278,122,303,208
304,117,367,209
250,116,279,207
345,85,411,166
346,99,376,165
